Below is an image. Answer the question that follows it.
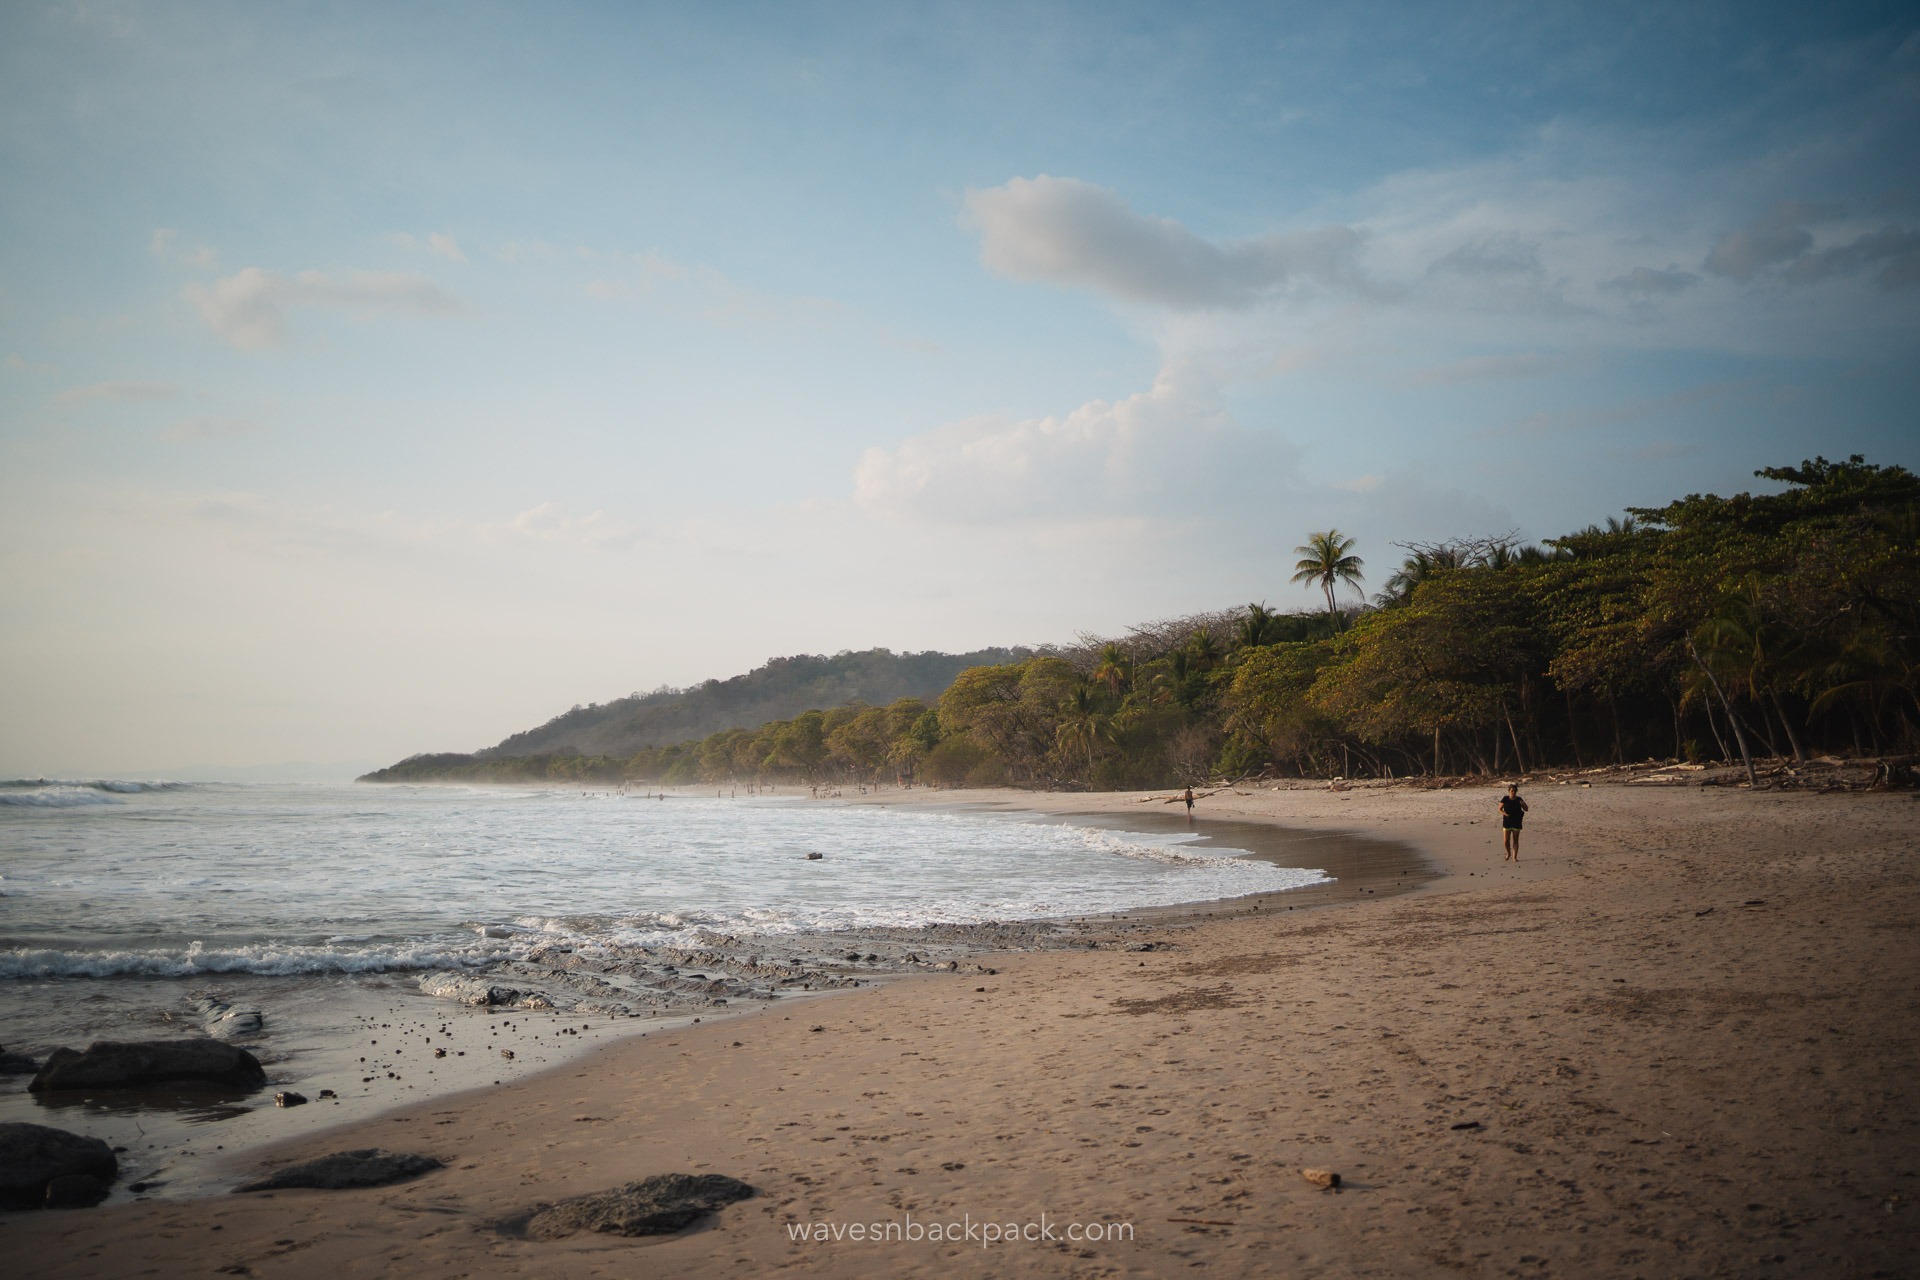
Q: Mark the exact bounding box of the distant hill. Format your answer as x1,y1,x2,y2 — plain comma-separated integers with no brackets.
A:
466,647,1027,761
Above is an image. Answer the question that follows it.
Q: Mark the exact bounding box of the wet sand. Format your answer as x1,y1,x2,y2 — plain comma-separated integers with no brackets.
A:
7,782,1918,1278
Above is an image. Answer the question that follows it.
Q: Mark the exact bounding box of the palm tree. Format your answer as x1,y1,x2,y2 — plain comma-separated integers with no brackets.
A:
1091,643,1132,697
1186,627,1221,669
1055,684,1110,776
1375,544,1471,606
1697,577,1810,763
1292,530,1365,629
1154,651,1198,707
1236,603,1282,651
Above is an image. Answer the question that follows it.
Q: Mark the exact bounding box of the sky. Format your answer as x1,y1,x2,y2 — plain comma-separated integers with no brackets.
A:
2,1,1917,777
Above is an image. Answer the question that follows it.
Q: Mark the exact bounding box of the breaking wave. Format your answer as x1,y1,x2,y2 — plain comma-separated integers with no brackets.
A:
1,786,1340,983
0,779,199,807
0,938,497,980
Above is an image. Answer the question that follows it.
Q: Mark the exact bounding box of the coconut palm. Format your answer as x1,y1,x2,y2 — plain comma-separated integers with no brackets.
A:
1291,530,1366,629
1091,643,1132,697
1375,545,1463,606
1236,603,1282,651
1055,683,1111,776
1186,627,1222,669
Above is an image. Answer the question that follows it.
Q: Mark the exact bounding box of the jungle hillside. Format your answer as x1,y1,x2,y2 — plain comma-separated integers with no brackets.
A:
361,457,1918,791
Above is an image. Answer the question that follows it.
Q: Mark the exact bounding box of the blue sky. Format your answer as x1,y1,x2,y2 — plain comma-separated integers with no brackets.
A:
2,1,1916,775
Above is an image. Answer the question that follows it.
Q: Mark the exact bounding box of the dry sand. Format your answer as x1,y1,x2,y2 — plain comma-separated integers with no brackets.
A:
7,782,1917,1278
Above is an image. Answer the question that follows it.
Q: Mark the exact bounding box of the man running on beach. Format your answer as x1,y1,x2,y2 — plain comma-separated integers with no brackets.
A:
1499,783,1529,860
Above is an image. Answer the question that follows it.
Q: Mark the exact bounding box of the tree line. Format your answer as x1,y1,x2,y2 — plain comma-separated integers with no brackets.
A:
361,456,1918,790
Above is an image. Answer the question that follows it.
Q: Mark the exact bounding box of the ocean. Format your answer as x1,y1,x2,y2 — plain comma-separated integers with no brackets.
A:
0,779,1342,1198
0,780,1328,979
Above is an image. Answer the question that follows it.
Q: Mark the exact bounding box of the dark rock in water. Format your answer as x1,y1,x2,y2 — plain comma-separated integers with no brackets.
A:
29,1039,267,1093
522,1173,755,1239
275,1091,308,1107
44,1173,111,1209
417,974,526,1007
0,1122,118,1210
234,1149,442,1192
0,1046,40,1076
804,851,823,860
194,995,265,1040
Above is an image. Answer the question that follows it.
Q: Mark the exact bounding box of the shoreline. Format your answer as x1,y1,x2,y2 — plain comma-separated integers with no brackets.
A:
1,794,1399,1205
9,782,1918,1277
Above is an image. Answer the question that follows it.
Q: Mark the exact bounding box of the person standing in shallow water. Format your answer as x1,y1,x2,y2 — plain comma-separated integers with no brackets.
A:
1182,786,1195,816
1499,783,1529,860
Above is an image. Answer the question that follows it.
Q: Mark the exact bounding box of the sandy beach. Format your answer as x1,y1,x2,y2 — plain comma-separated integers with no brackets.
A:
7,781,1917,1278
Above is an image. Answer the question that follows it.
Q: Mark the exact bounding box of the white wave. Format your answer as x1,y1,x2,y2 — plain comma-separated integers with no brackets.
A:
0,787,122,808
0,784,1347,983
1067,825,1243,866
0,938,496,980
1,778,196,793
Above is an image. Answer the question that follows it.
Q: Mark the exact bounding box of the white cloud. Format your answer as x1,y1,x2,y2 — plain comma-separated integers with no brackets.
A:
388,231,468,263
160,416,262,443
504,502,640,552
56,380,181,404
185,267,463,349
6,353,57,375
853,368,1294,525
963,175,1369,310
149,228,218,269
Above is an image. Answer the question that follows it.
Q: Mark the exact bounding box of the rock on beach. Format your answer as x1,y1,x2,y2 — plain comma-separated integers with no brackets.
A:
417,973,526,1007
0,1122,118,1210
520,1173,756,1239
28,1039,267,1093
0,1045,41,1076
234,1149,443,1192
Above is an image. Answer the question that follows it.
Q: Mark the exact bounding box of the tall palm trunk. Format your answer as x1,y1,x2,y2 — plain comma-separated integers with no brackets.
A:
1703,694,1731,764
1769,691,1807,763
1689,638,1758,787
1504,707,1528,774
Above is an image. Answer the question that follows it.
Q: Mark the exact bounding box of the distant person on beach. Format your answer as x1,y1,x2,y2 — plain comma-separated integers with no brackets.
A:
1183,786,1195,814
1499,784,1529,860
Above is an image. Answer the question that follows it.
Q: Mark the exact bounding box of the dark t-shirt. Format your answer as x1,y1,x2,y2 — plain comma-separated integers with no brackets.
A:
1499,794,1526,827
